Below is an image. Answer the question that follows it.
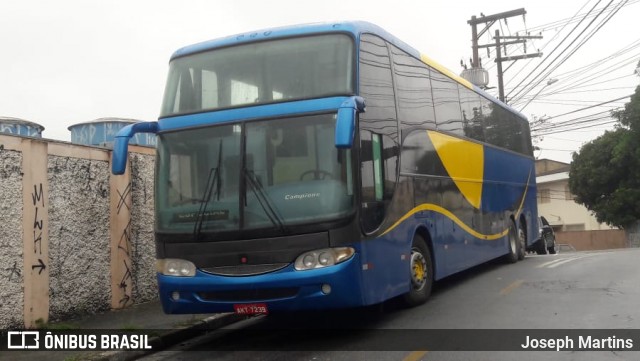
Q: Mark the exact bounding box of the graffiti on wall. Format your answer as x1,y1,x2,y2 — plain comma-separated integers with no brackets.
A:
115,181,134,308
0,124,43,138
70,122,157,147
31,183,47,275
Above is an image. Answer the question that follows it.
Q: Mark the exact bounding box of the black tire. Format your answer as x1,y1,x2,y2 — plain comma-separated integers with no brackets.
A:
402,235,433,307
536,240,547,254
517,221,527,261
536,237,548,255
548,241,557,254
503,220,519,263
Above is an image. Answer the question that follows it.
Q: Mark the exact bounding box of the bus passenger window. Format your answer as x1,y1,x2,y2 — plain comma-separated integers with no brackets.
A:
360,131,398,233
432,71,463,136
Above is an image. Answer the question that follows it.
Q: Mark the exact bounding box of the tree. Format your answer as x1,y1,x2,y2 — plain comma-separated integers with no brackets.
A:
569,62,640,229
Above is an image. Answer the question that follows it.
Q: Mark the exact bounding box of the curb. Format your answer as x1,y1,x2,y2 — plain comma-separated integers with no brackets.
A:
89,313,247,361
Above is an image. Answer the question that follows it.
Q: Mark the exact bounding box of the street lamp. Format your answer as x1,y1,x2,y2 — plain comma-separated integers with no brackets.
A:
519,78,558,112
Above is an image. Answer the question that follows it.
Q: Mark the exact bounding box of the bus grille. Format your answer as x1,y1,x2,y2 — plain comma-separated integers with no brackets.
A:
201,263,289,276
198,287,299,302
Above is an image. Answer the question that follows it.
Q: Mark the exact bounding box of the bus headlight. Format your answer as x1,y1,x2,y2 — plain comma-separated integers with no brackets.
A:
294,247,354,271
156,259,196,277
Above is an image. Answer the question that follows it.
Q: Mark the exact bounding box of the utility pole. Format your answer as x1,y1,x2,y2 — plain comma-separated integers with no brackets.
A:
494,30,543,102
468,9,527,69
466,9,543,103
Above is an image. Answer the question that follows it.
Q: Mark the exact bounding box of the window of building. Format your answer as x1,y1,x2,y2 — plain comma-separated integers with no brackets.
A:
539,188,551,203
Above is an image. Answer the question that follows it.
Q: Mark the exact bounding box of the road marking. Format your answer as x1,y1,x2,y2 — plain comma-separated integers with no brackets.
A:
404,350,428,361
500,279,524,295
536,254,598,268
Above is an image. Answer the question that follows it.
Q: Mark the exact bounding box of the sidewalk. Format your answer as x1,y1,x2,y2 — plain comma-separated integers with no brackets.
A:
4,300,244,361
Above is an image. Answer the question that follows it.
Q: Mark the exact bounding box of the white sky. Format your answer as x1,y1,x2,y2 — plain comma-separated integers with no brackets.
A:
1,0,638,163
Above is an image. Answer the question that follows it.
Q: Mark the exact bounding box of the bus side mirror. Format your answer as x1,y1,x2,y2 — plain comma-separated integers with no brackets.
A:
112,121,159,175
335,96,365,149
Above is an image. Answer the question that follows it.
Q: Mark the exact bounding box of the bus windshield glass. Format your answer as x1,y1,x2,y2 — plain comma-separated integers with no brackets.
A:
160,34,354,117
156,114,354,237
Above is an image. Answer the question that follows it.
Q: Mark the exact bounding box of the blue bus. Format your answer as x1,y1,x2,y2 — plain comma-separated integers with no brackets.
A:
112,21,538,314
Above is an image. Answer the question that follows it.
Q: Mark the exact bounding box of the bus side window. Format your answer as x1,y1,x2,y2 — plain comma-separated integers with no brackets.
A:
360,130,398,234
361,131,381,233
358,34,399,234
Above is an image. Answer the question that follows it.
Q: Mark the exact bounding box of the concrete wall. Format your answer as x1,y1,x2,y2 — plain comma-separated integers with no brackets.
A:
0,148,24,329
555,230,628,251
0,134,155,328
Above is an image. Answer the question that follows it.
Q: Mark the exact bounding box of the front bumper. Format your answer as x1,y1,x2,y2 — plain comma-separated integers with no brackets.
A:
157,253,364,314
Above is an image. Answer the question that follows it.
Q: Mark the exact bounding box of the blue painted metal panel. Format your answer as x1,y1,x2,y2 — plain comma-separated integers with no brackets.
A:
158,97,347,132
157,254,365,313
171,21,421,61
482,146,535,213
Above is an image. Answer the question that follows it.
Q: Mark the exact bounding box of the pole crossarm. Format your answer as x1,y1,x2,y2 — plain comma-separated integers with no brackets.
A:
478,39,527,48
497,35,543,40
497,53,543,62
467,8,526,25
466,7,543,104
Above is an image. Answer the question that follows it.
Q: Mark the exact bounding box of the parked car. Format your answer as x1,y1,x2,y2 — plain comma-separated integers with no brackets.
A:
535,216,557,254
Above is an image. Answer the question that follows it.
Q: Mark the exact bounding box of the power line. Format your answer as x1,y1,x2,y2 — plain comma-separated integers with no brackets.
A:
511,0,626,105
534,119,618,136
506,0,607,102
524,0,640,33
543,94,632,120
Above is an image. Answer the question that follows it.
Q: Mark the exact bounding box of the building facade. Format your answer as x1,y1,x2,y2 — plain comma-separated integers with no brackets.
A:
535,159,615,232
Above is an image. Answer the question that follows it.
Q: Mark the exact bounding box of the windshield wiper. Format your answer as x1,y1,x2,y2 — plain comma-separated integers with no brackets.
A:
243,169,287,233
193,140,223,239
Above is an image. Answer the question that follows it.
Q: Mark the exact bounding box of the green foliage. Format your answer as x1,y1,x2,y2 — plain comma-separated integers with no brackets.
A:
569,67,640,229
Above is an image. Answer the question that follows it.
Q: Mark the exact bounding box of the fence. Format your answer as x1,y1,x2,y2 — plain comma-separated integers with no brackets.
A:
554,229,628,251
0,134,155,329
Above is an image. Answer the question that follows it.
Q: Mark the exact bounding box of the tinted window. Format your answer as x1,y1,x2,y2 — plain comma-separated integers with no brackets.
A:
481,98,532,155
155,114,355,235
459,87,484,142
431,71,463,136
390,45,436,133
486,104,518,153
358,34,400,234
520,119,533,156
400,130,445,176
358,34,398,141
161,34,354,117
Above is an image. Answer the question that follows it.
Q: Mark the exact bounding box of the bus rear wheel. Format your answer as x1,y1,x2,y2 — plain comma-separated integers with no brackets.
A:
402,235,433,307
503,220,519,264
517,222,527,261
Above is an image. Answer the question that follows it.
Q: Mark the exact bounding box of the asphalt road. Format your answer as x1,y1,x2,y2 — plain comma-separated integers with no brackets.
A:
139,248,640,361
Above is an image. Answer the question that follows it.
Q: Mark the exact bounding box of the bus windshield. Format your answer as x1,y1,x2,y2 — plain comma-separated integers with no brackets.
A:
160,34,354,117
156,114,354,237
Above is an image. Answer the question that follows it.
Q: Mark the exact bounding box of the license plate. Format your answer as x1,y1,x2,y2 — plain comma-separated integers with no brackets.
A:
233,303,268,315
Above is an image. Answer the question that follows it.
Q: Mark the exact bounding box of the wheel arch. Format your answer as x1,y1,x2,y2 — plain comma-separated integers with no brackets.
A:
413,225,437,279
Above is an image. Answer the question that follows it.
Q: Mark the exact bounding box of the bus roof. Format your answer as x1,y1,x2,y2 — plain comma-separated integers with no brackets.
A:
170,21,526,120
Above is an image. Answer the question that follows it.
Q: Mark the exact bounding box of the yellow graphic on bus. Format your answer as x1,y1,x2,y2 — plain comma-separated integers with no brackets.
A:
427,131,484,209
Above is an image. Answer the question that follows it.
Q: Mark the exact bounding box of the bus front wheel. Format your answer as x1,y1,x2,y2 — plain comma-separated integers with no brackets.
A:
402,235,433,307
